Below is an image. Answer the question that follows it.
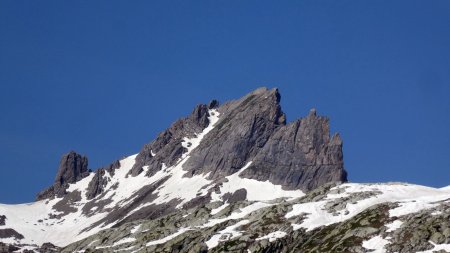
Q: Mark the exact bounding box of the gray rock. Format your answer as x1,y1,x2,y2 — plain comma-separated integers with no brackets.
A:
223,188,248,203
0,228,24,240
130,101,219,177
32,242,60,253
61,190,401,253
136,87,346,192
386,204,450,253
240,108,347,192
0,242,19,253
69,87,346,229
86,160,120,200
31,87,351,252
183,87,286,179
36,151,89,201
0,215,5,226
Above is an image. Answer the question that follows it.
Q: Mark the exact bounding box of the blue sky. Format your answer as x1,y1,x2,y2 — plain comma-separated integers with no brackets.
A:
1,1,449,203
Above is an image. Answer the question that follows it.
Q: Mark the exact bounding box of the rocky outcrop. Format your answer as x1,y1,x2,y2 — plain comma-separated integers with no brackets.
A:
35,243,59,253
240,108,347,191
386,204,450,252
73,87,345,230
0,229,24,240
182,87,286,179
0,242,19,253
103,87,344,195
36,151,90,201
86,160,120,200
62,184,450,253
141,87,345,192
4,87,448,253
130,100,219,177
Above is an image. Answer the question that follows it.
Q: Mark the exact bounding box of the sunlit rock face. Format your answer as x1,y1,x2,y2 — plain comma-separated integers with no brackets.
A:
1,87,357,252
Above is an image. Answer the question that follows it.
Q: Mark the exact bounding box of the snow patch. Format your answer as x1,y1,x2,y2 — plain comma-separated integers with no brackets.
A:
256,231,287,242
202,202,271,228
112,237,135,246
431,210,443,216
385,219,403,232
286,183,450,232
205,219,249,249
130,224,141,234
211,203,230,215
211,162,304,202
146,228,191,246
362,235,389,253
145,109,221,208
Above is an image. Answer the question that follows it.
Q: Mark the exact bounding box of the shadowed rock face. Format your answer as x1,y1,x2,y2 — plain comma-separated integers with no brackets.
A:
127,87,346,192
36,151,89,201
86,160,120,200
147,87,346,191
7,88,447,253
240,108,347,191
184,88,345,191
182,87,287,179
130,100,220,177
31,87,346,239
0,229,24,240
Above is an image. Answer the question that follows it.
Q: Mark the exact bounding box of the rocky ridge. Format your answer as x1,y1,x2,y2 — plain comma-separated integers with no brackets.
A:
36,151,90,201
0,87,448,253
61,183,450,253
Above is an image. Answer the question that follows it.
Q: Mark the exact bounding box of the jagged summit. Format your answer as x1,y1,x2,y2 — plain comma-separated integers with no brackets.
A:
13,87,448,253
129,87,344,192
36,151,90,201
1,88,449,253
35,87,346,204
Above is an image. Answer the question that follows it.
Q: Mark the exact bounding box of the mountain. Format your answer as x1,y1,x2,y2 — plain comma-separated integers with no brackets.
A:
0,87,449,253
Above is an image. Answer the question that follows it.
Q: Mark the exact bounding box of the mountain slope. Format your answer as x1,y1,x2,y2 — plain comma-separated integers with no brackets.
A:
0,87,448,253
61,182,450,253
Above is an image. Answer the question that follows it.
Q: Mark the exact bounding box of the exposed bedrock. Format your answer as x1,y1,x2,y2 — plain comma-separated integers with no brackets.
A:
130,100,220,177
33,87,347,227
183,87,286,179
240,108,347,191
86,159,121,200
36,151,90,201
134,87,347,192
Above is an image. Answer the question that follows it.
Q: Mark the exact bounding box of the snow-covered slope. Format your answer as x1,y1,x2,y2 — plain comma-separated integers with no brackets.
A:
0,88,448,253
0,107,306,249
60,181,450,253
2,170,450,252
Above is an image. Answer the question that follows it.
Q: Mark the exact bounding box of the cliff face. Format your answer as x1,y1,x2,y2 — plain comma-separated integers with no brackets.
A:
38,87,346,203
132,87,347,192
1,88,355,252
36,151,90,201
2,88,450,253
240,108,346,192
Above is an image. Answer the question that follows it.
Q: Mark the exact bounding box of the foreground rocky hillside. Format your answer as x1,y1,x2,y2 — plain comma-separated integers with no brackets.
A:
0,87,449,253
62,182,450,253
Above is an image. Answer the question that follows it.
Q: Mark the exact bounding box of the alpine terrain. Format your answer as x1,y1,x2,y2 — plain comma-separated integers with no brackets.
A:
1,87,449,253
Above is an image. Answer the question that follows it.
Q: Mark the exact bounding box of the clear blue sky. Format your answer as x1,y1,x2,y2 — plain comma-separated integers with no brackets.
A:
1,1,449,203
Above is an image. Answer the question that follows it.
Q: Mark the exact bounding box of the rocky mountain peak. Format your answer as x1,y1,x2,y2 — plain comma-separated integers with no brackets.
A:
123,87,345,193
36,151,89,201
308,107,317,116
180,88,345,192
3,88,450,253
